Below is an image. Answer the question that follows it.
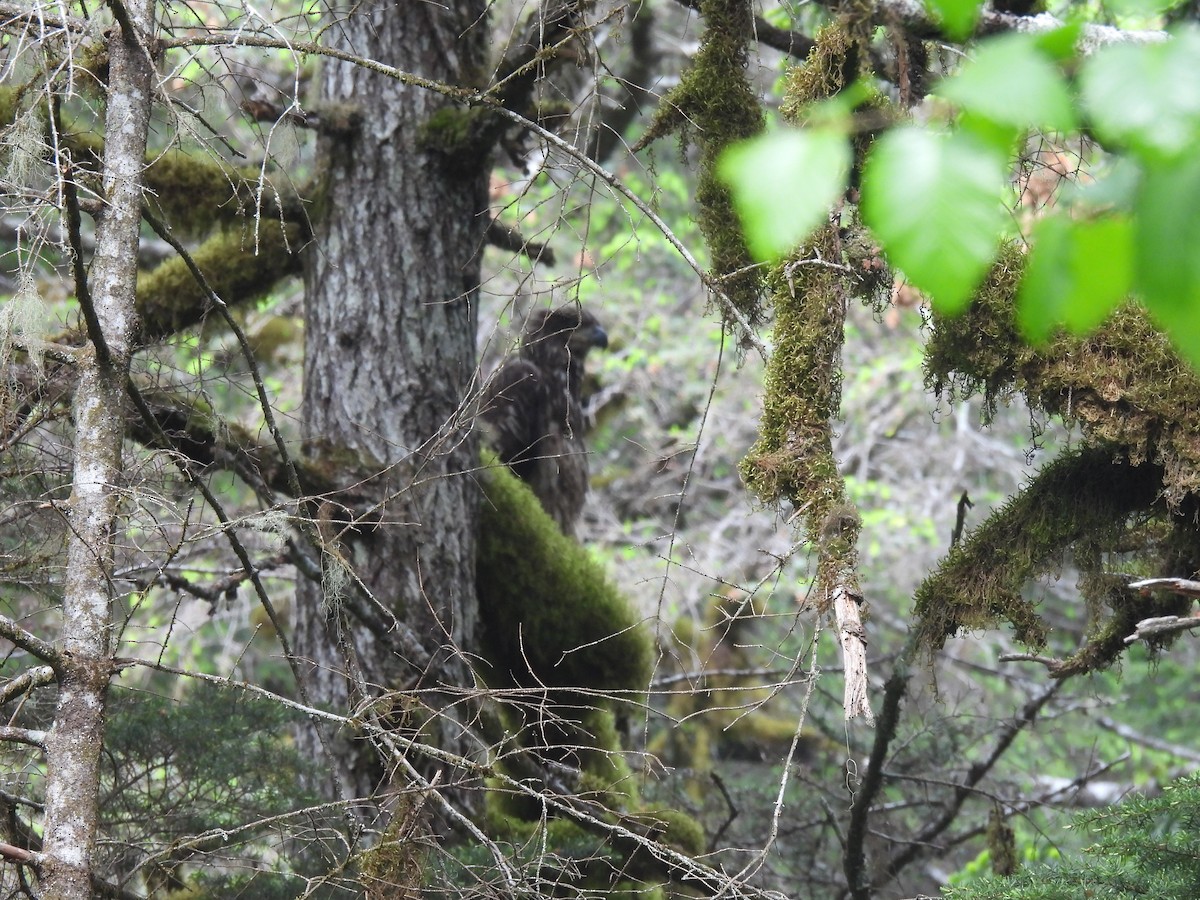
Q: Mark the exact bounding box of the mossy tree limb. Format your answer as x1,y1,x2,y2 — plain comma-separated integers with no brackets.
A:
476,452,652,699
133,221,304,344
927,241,1200,508
739,26,882,720
635,0,766,327
911,445,1194,672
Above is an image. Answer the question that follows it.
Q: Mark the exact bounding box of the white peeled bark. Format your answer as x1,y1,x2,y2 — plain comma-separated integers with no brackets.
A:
38,1,156,896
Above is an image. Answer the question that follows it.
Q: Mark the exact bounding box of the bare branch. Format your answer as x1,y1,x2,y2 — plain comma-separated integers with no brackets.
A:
0,665,56,705
0,726,47,748
1128,576,1200,597
1123,614,1200,645
0,616,61,667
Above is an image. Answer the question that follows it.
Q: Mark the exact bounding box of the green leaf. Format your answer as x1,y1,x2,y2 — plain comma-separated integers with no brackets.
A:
1033,22,1083,61
924,0,983,41
861,128,1008,313
1133,153,1200,367
1016,214,1133,343
938,34,1077,132
1081,30,1200,160
718,129,851,261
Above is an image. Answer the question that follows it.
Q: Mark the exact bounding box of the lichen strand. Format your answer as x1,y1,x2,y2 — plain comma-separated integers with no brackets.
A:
911,446,1169,658
926,240,1200,506
639,0,765,325
135,221,304,342
475,454,652,696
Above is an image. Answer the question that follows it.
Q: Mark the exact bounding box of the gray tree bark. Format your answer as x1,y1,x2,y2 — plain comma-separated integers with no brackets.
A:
39,1,156,896
297,0,490,805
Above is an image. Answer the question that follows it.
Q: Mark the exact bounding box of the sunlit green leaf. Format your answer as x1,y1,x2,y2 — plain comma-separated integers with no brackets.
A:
1016,214,1133,342
1134,153,1200,367
861,128,1007,313
718,129,851,261
938,34,1077,132
924,0,983,41
1081,30,1200,160
1033,22,1083,60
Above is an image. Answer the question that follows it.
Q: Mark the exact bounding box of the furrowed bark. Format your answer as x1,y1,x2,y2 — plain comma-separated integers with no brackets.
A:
296,0,490,810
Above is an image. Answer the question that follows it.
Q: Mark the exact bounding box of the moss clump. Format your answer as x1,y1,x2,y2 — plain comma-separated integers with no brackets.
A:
926,240,1200,507
67,130,279,235
476,455,652,695
740,225,862,609
781,24,853,112
135,221,304,343
358,799,427,899
631,809,706,857
917,240,1200,671
418,105,496,175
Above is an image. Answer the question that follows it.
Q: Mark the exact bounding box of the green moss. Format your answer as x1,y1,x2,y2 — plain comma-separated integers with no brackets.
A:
476,454,653,696
740,226,861,609
637,0,765,326
926,240,1200,507
418,105,496,174
782,24,853,111
903,237,1200,671
912,446,1169,657
633,809,706,857
0,86,21,129
67,131,275,235
358,801,426,896
135,222,303,342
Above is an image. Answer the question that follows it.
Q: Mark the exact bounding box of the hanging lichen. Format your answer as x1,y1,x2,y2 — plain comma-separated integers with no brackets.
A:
926,241,1200,507
635,0,765,327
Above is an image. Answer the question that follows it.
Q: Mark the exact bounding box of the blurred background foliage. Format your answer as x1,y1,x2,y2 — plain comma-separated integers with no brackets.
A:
2,0,1200,896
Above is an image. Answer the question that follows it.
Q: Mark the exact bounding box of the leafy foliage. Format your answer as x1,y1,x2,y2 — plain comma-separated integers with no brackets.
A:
721,24,1200,368
946,774,1200,899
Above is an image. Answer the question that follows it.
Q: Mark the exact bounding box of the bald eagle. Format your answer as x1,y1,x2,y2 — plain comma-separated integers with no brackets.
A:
480,305,608,536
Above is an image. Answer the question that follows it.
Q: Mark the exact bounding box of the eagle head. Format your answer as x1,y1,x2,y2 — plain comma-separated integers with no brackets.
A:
522,305,608,368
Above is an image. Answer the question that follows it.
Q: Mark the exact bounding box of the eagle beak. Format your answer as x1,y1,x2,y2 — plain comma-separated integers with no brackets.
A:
569,323,608,353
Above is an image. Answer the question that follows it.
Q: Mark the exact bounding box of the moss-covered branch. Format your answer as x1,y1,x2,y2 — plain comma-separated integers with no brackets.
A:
926,241,1200,507
476,453,652,697
133,221,304,343
635,0,766,326
912,446,1169,657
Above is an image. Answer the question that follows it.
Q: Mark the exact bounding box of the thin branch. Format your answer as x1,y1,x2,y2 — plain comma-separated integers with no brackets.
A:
1094,714,1200,765
0,726,47,748
878,681,1063,889
1128,577,1200,597
1123,615,1200,645
0,665,56,705
0,614,62,668
139,207,304,501
0,841,38,866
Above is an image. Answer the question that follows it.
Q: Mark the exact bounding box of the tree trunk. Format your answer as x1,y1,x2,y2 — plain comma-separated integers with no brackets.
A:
296,0,490,805
39,1,155,896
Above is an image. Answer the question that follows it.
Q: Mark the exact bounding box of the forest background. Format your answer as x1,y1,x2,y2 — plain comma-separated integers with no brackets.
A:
2,0,1200,897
